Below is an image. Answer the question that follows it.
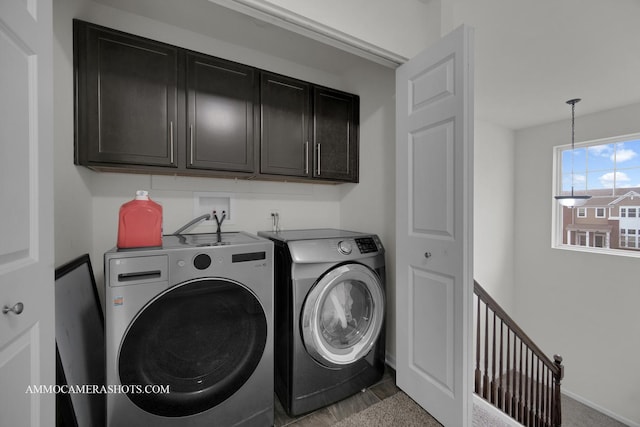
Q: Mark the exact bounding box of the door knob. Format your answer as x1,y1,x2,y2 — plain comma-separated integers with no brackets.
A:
424,252,432,259
2,302,24,315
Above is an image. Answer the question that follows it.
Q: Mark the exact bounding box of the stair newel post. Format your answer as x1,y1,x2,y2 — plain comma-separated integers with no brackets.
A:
553,354,564,427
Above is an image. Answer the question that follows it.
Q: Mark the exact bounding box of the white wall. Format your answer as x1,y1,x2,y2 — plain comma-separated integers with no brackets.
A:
53,0,94,267
473,120,516,312
254,0,441,59
340,63,396,359
514,102,640,426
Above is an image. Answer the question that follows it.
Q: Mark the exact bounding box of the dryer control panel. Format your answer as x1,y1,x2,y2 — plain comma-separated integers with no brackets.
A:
286,235,384,264
354,237,378,254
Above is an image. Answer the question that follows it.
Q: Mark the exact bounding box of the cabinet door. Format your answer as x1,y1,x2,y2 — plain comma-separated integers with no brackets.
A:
312,88,359,182
260,73,311,177
75,21,178,167
186,53,257,173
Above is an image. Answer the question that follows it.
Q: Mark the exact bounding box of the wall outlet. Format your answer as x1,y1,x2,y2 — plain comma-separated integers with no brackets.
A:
269,210,281,231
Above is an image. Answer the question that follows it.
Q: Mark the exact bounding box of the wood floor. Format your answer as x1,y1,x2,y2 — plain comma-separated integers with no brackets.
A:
274,367,401,427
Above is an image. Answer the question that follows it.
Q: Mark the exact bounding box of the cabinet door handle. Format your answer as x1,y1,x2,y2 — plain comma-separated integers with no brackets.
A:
317,143,321,175
189,125,194,165
169,121,174,164
305,141,309,174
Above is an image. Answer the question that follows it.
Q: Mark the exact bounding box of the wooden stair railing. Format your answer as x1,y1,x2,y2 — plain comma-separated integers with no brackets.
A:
474,281,564,427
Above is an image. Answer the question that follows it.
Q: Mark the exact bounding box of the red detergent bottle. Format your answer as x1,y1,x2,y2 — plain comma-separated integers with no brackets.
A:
117,190,163,249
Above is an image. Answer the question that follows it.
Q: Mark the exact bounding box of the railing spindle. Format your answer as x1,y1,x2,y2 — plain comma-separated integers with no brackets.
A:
505,325,511,414
475,295,481,394
498,320,504,409
519,340,524,423
491,311,497,403
525,347,530,426
483,303,489,399
529,350,534,427
512,332,517,418
544,364,550,427
535,358,540,427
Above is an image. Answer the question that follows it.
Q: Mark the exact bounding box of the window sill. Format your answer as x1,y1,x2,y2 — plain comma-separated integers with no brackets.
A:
553,243,640,258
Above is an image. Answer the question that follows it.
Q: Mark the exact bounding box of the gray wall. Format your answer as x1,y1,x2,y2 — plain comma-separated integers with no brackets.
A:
514,102,640,425
474,120,516,312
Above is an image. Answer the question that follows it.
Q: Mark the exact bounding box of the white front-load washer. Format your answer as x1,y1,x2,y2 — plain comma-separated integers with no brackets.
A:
258,229,386,416
104,232,273,426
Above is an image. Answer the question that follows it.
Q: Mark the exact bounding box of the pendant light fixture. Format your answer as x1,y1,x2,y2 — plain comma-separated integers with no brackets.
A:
555,98,591,207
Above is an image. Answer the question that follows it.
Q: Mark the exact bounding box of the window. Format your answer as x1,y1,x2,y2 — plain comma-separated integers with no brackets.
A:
554,133,640,256
577,232,587,246
626,230,638,248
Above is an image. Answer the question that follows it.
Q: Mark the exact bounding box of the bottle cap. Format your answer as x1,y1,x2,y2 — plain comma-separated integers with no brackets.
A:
135,190,149,200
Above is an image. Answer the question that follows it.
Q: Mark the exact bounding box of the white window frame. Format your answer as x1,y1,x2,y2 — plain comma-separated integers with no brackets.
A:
595,207,606,218
552,132,640,258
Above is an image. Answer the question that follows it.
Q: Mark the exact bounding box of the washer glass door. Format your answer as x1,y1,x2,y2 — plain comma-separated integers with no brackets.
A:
118,278,267,417
301,263,384,366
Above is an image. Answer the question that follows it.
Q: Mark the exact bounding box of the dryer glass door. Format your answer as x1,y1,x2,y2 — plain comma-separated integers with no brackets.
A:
301,263,384,366
117,278,267,417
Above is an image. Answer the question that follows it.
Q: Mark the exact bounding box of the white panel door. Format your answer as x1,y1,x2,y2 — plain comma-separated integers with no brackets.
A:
0,0,55,425
395,25,474,427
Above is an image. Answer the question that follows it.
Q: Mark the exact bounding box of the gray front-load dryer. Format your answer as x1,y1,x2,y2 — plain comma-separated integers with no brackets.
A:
104,232,273,427
258,229,386,416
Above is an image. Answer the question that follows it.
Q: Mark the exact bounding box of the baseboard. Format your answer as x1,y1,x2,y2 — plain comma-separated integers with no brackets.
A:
562,389,639,427
385,352,396,370
472,394,523,427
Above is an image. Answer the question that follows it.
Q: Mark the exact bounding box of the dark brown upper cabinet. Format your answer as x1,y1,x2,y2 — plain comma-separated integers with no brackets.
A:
186,53,258,173
313,87,359,182
74,20,179,168
74,20,359,183
260,73,311,178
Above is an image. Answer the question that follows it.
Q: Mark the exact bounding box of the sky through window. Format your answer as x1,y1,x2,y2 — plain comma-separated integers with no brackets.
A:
561,138,640,192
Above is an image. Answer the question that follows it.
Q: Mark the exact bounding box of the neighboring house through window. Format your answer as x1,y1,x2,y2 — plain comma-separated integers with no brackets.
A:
553,133,640,256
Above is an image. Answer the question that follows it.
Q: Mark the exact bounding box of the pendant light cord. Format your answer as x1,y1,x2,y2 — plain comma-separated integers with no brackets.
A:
567,98,580,197
570,100,575,196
